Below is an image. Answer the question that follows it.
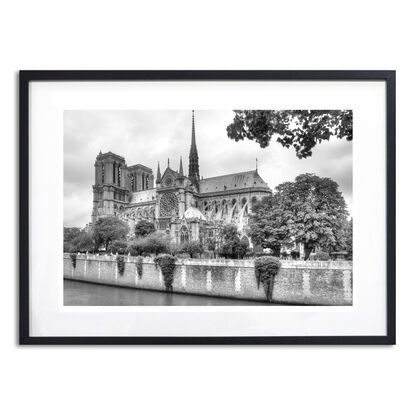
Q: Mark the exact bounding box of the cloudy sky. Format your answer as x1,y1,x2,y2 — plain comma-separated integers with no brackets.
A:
64,110,352,227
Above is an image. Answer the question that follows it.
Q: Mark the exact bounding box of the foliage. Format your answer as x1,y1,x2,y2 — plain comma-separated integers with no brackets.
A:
254,256,281,302
281,251,289,259
108,239,128,254
135,256,143,278
93,216,129,251
218,224,249,259
70,232,95,253
205,237,216,251
291,250,300,260
313,250,331,261
116,255,125,275
70,253,77,268
227,110,352,159
341,218,353,259
139,233,170,255
63,241,74,253
250,174,349,259
178,241,204,258
64,227,81,243
134,220,156,238
154,254,177,292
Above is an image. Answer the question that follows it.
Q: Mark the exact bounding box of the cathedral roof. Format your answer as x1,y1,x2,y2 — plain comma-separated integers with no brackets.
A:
199,170,271,194
130,189,156,204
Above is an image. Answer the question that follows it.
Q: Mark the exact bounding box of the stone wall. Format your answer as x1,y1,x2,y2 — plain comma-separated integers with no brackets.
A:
63,254,353,305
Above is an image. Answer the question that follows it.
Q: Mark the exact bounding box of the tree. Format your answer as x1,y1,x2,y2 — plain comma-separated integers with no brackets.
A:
108,239,128,254
64,227,81,243
179,241,204,258
129,233,170,256
134,220,156,238
70,232,95,253
250,174,349,259
218,224,249,259
227,110,352,159
93,216,129,251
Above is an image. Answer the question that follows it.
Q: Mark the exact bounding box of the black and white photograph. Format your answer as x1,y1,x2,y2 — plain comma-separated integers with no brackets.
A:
63,109,353,307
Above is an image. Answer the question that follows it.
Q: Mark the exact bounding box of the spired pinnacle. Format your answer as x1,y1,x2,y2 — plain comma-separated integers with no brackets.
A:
179,156,184,176
188,110,200,188
156,161,161,183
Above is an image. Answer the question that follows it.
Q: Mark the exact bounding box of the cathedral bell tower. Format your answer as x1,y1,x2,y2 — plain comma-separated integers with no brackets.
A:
188,110,200,191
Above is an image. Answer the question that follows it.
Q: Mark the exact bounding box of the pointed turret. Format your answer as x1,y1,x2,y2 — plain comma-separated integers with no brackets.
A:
188,110,200,190
179,156,184,176
156,161,161,184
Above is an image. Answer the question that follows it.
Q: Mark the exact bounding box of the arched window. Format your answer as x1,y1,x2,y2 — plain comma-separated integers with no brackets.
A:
251,196,257,205
180,226,189,244
101,163,105,183
117,165,121,186
232,198,237,206
145,175,149,189
130,175,135,192
241,197,247,206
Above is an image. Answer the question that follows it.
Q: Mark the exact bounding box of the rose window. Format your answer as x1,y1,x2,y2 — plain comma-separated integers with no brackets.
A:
159,192,179,217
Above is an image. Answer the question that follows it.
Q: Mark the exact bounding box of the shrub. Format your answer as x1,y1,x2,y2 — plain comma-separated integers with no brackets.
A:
130,233,170,256
70,253,77,268
108,239,128,254
134,220,156,238
313,250,331,261
154,254,176,292
117,255,125,275
291,250,300,260
281,251,289,259
254,256,281,302
136,256,143,278
179,241,204,258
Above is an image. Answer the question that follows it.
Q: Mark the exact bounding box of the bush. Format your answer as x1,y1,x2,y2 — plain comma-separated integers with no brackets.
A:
178,241,204,258
136,256,143,278
254,256,281,302
116,255,125,275
108,239,128,254
134,220,156,238
281,251,289,259
130,233,170,256
313,250,331,261
70,253,77,268
154,254,177,292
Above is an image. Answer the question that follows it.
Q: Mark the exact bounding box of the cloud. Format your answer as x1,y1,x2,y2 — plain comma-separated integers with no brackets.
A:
64,110,353,226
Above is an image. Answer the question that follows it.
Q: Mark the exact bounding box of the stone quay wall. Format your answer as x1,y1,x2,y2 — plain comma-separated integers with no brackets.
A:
63,254,352,305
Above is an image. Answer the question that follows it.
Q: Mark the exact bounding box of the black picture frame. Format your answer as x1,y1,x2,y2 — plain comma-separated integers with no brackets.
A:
19,70,396,345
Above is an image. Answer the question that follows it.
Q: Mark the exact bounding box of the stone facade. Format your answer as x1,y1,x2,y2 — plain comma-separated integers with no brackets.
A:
64,254,353,305
91,111,272,246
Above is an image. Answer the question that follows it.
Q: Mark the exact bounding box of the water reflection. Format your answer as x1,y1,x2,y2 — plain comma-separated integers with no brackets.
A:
64,279,274,306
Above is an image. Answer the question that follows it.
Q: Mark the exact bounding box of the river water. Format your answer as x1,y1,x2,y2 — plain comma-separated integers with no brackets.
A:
64,279,275,306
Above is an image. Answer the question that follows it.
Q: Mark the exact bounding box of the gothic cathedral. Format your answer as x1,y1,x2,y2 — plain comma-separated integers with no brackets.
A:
91,111,272,246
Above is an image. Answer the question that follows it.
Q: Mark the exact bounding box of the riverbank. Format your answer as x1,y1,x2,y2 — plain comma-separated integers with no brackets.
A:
64,253,353,305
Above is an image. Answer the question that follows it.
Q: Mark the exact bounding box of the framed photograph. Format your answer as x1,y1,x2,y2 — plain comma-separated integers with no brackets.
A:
19,70,395,345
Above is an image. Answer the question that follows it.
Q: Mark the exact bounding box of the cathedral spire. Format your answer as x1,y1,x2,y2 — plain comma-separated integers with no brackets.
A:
188,110,200,189
179,156,184,176
156,161,161,183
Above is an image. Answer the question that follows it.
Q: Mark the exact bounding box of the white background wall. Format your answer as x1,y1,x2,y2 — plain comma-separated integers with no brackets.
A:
1,1,412,414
